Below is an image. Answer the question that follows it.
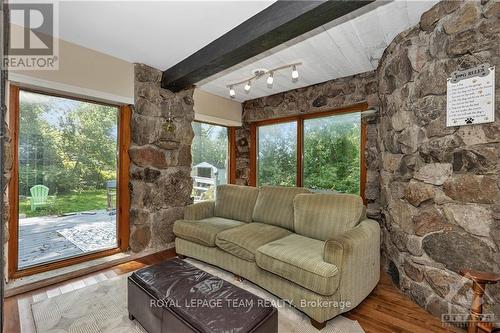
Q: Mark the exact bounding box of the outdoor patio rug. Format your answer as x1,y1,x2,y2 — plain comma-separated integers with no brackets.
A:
30,258,365,333
57,221,117,252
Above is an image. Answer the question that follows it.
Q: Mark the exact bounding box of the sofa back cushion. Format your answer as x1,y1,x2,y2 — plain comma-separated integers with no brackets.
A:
252,186,310,230
294,193,364,240
214,184,259,222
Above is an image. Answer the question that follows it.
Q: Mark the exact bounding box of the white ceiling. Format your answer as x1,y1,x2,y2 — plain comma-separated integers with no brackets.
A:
10,0,438,103
11,0,276,70
198,0,439,102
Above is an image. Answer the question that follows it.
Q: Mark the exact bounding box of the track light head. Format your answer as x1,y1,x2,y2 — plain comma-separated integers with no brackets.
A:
229,86,235,98
267,72,274,88
292,65,299,83
244,81,251,93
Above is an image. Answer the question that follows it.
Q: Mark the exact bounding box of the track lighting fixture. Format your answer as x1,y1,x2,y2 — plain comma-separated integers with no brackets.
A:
226,62,302,98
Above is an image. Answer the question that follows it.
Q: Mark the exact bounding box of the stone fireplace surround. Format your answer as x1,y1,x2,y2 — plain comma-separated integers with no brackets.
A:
129,1,500,321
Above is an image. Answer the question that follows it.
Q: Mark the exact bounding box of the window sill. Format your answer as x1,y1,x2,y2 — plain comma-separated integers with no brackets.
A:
5,246,173,297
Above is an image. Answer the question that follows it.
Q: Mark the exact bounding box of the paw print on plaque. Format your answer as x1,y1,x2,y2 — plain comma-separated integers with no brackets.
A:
465,117,474,124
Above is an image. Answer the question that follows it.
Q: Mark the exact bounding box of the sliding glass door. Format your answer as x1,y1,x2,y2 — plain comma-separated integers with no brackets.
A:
13,88,124,273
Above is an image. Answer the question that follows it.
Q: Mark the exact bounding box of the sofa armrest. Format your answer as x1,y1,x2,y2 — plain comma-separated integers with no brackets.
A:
184,201,215,220
323,219,380,307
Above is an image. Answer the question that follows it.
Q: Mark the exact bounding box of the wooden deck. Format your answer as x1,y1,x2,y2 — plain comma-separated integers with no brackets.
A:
3,249,463,333
18,210,116,269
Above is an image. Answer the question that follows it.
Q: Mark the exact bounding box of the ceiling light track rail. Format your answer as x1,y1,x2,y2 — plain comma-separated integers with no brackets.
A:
226,62,302,98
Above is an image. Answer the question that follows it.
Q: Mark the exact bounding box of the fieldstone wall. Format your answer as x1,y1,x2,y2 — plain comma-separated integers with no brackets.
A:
236,71,382,218
2,94,12,276
129,64,194,252
378,0,499,319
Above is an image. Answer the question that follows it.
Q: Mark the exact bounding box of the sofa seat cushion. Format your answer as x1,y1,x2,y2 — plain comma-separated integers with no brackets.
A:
215,223,291,262
173,217,244,247
255,234,340,296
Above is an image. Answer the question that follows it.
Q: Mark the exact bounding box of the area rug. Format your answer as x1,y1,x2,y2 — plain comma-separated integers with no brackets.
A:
31,275,145,333
31,258,365,333
57,221,117,252
186,258,365,333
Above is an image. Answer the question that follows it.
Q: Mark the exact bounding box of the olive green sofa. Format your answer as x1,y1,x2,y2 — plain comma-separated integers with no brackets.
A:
173,184,380,328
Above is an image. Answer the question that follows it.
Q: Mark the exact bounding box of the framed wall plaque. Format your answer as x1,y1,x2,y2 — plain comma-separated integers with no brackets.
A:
446,63,495,127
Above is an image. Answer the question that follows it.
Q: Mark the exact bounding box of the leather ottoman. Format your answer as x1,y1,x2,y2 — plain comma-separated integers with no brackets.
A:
128,258,278,333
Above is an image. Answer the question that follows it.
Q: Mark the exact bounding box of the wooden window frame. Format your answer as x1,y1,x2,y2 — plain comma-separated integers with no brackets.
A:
7,85,131,279
228,127,237,184
249,102,368,201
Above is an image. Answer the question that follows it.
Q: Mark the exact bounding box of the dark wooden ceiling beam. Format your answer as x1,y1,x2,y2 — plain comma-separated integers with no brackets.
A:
161,0,373,92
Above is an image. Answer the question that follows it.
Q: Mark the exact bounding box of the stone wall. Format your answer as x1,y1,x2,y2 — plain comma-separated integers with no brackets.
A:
2,94,13,276
129,64,194,252
236,71,381,218
377,0,499,319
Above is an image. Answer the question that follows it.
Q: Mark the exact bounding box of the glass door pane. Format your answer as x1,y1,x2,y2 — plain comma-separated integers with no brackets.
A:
303,112,361,194
18,90,119,269
257,121,297,187
191,122,228,202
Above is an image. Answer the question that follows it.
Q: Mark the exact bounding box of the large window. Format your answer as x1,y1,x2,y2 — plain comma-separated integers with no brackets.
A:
191,122,228,202
257,121,297,187
255,111,363,195
9,87,129,277
303,112,361,193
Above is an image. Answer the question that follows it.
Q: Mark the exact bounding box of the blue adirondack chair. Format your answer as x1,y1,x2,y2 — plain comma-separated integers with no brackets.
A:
30,185,50,211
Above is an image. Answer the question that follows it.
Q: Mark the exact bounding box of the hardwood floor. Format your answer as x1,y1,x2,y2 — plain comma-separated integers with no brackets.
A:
343,273,462,333
3,249,462,333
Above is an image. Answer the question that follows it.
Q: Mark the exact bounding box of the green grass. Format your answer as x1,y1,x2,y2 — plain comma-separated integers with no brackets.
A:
19,189,110,218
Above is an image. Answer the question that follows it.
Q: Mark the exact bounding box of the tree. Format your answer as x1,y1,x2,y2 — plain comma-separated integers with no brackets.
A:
258,122,297,187
18,100,63,196
191,122,228,169
257,115,361,194
303,118,360,194
59,103,118,191
18,92,118,195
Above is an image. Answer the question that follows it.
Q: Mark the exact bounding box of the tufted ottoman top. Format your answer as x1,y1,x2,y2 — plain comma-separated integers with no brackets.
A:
129,258,276,333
